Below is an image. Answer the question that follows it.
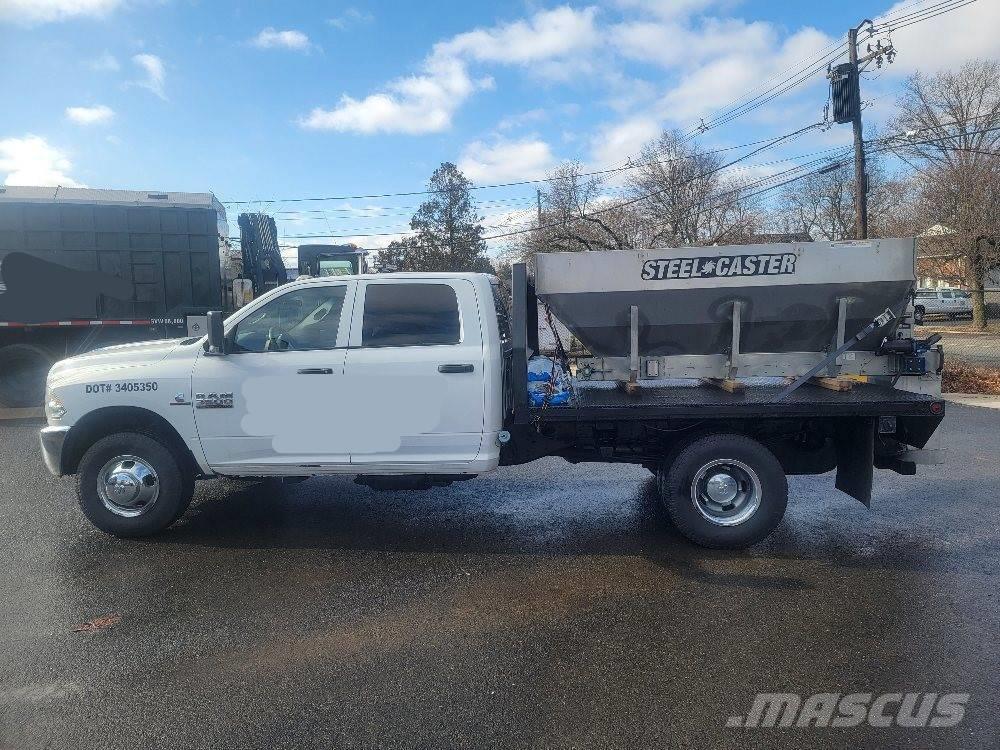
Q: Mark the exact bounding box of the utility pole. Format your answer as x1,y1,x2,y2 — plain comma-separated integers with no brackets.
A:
536,188,543,225
848,21,869,240
830,19,896,240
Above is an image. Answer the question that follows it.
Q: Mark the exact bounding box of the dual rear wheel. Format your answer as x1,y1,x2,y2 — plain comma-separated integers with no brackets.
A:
656,434,788,549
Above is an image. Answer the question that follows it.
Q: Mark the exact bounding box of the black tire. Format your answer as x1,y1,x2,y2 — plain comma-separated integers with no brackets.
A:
0,344,53,408
76,432,194,537
913,306,925,326
659,433,787,549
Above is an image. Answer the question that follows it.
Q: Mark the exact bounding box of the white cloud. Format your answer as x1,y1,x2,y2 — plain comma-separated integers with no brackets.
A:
458,138,556,182
875,0,1000,75
0,135,84,187
612,17,772,69
65,104,114,125
328,7,374,30
130,53,166,99
438,6,599,66
0,0,123,25
251,27,312,52
496,108,549,131
589,116,661,169
300,6,599,135
300,55,486,134
89,51,120,71
658,26,834,124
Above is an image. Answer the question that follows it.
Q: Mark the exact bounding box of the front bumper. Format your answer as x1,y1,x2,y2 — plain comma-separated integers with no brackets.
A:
39,425,71,476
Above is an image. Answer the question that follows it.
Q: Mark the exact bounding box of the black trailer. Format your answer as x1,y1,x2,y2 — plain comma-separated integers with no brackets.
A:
503,263,945,548
0,187,226,407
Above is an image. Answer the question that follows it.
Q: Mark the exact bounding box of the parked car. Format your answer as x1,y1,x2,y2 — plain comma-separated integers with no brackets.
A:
913,288,972,323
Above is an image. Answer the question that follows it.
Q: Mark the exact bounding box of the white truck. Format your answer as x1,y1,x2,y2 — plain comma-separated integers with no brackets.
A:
39,246,947,549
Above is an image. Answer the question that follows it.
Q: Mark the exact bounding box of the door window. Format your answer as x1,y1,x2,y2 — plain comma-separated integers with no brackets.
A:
362,283,460,347
232,285,348,352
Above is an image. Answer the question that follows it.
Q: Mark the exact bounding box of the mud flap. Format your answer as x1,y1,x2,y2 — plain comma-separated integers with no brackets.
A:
834,417,875,507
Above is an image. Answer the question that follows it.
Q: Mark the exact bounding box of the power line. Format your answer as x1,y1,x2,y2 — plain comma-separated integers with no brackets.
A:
268,121,1000,242
220,124,829,206
678,0,980,143
872,0,979,30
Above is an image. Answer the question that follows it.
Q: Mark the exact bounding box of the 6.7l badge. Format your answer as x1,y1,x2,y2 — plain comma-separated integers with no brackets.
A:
195,392,234,409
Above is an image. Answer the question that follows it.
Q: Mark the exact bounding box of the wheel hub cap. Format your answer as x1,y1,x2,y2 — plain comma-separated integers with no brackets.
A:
705,472,739,505
691,459,762,527
97,456,159,517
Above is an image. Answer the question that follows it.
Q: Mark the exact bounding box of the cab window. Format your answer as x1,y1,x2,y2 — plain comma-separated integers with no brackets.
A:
362,283,460,347
232,285,348,352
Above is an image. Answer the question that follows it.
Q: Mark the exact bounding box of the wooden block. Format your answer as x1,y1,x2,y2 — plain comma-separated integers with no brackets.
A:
805,376,853,392
699,377,746,394
614,380,642,396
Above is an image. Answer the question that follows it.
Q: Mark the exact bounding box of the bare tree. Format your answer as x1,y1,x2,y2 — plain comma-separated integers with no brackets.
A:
514,162,640,260
888,59,1000,329
628,129,760,247
770,150,902,241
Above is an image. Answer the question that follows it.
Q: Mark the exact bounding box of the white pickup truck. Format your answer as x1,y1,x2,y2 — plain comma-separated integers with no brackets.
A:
40,266,946,549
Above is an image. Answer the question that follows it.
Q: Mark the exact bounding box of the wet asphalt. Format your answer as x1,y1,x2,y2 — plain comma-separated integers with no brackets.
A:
1,407,998,750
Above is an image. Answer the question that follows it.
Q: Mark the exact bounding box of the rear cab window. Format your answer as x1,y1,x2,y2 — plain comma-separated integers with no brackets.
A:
361,283,461,347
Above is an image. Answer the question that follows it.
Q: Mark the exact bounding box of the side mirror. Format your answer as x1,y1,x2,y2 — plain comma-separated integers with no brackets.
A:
207,310,226,355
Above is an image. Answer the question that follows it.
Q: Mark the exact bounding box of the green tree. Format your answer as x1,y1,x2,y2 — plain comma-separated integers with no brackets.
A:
378,162,494,274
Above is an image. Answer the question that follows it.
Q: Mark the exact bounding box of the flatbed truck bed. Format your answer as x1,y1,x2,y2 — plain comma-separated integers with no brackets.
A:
528,379,944,422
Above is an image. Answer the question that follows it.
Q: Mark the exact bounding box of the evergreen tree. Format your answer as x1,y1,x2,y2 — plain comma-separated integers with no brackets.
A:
378,163,494,273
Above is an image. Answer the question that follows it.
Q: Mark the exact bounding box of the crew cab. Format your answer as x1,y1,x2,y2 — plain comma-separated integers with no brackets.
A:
40,268,946,549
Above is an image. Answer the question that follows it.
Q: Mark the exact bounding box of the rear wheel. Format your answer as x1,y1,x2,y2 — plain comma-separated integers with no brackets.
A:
913,305,926,326
659,434,787,549
76,432,194,537
0,344,52,407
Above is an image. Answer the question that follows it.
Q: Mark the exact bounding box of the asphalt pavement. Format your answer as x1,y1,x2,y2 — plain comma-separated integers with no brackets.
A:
1,407,998,749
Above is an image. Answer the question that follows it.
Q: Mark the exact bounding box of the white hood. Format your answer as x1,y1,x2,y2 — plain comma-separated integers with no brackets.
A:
47,338,191,384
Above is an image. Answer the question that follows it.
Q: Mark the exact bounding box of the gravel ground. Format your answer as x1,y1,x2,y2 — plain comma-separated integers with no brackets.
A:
1,407,998,749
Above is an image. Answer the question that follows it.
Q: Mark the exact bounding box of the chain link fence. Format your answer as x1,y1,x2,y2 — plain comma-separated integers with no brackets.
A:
916,289,1000,394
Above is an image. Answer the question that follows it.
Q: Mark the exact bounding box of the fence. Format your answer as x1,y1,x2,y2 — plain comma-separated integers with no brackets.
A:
917,289,1000,394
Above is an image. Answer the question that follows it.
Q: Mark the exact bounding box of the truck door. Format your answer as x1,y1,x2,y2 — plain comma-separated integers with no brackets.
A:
191,281,356,473
344,278,486,467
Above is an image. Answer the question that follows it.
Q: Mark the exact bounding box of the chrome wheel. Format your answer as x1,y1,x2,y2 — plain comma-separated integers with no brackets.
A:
96,455,160,518
690,458,762,527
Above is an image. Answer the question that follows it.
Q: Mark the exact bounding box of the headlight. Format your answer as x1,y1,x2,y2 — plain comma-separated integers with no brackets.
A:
45,393,67,421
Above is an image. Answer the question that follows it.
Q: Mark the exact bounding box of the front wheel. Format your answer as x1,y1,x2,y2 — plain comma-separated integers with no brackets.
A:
659,434,787,549
76,432,194,537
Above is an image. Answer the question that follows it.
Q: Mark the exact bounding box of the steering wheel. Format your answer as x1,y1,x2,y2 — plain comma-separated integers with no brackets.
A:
265,328,298,351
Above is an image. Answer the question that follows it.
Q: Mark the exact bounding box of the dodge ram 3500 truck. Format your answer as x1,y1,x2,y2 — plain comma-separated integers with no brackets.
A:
39,262,946,549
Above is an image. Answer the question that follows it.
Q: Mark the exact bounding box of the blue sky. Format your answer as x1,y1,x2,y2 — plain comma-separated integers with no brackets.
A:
1,0,997,257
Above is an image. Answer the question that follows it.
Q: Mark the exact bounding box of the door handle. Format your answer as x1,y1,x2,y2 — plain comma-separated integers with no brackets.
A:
297,368,334,375
438,363,474,373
